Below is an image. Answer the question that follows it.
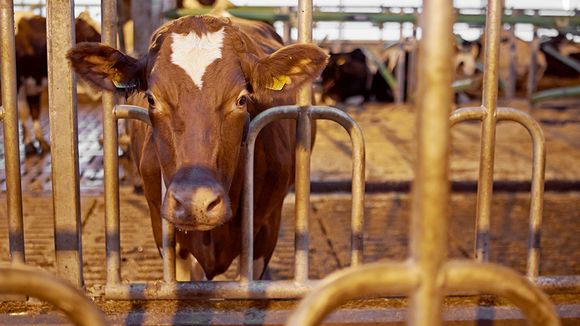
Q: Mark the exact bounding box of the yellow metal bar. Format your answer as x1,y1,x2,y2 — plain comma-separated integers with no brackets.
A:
408,0,454,324
475,0,503,264
47,0,83,287
0,0,25,265
294,0,313,283
102,0,122,286
310,107,365,266
286,262,417,325
444,260,560,325
242,107,300,282
0,265,105,326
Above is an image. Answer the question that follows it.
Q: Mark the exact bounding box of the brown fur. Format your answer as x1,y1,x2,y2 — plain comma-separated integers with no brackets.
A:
68,15,327,279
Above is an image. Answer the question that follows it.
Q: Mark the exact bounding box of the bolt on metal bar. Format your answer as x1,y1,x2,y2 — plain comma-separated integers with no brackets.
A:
310,107,365,266
295,0,313,283
102,0,122,286
408,0,454,324
47,0,83,287
475,0,503,264
0,265,106,325
0,0,25,265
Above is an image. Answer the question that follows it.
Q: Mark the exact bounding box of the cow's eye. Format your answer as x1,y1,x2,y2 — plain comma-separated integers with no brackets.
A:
147,94,155,107
236,95,248,107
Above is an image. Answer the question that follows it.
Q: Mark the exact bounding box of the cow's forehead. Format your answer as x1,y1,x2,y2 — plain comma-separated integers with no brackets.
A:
169,28,225,90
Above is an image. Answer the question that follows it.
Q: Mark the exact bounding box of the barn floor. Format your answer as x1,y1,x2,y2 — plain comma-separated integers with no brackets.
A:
0,95,579,324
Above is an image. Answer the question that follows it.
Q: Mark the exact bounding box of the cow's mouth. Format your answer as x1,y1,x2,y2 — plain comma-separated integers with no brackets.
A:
162,215,228,232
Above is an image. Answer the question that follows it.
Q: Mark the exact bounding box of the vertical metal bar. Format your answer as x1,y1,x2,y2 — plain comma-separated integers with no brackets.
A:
102,0,121,286
527,125,544,280
131,0,151,56
527,23,539,99
47,0,83,287
506,23,516,99
474,0,502,264
162,216,176,282
0,0,25,265
409,0,454,324
294,0,312,283
396,23,406,104
407,12,418,102
282,6,291,43
241,132,255,282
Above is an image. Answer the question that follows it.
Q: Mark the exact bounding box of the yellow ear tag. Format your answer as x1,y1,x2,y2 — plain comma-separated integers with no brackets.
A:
266,75,290,91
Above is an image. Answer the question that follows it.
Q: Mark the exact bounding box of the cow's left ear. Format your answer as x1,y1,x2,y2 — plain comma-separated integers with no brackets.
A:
246,43,328,102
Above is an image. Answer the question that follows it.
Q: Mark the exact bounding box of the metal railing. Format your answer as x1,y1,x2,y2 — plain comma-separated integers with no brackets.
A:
101,0,366,299
0,0,577,324
286,0,563,325
0,264,106,326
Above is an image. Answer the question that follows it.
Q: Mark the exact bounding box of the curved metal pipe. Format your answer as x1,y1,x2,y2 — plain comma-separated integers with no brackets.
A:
497,108,545,279
310,107,365,266
443,260,560,326
286,261,417,326
242,106,300,282
449,106,485,127
1,0,26,266
113,104,151,126
0,265,106,326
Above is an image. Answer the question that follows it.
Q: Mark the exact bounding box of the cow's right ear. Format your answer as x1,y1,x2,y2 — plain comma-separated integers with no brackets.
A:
67,42,146,92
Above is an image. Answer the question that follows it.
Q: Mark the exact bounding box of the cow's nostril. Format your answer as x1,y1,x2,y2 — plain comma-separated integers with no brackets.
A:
206,196,222,214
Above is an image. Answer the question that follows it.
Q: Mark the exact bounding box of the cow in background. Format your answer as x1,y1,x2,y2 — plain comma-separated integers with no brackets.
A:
319,48,370,105
541,33,580,79
68,15,327,280
0,13,101,156
368,39,415,103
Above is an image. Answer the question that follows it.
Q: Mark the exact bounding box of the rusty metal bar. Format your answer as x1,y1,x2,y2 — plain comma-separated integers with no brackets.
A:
0,0,25,265
286,262,417,325
408,0,454,324
505,23,516,99
294,0,313,283
450,106,545,279
47,0,83,287
114,104,151,126
496,108,545,279
162,217,176,282
443,261,560,325
310,107,365,266
475,0,503,264
395,32,406,104
102,274,577,300
242,106,300,282
527,24,539,99
102,0,122,286
0,265,106,326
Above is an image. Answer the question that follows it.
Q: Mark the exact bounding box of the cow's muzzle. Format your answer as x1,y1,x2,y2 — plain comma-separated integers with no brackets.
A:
161,167,232,231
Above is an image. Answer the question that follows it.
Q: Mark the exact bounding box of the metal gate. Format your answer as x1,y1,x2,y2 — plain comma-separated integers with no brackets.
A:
0,0,578,324
286,0,574,325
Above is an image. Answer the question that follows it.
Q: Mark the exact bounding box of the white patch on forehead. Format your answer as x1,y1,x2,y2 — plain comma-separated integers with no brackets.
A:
170,28,225,89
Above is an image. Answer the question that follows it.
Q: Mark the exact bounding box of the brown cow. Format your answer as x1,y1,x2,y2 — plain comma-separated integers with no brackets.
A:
67,15,327,280
0,14,101,156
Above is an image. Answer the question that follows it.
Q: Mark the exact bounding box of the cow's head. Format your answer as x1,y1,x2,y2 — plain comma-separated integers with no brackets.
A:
68,16,327,231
